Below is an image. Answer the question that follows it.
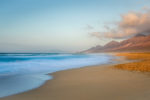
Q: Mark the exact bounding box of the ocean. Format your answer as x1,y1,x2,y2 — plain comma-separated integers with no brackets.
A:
0,53,115,98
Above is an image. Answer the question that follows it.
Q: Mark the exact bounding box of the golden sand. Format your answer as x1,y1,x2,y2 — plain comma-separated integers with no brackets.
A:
1,53,150,100
115,52,150,72
2,66,150,100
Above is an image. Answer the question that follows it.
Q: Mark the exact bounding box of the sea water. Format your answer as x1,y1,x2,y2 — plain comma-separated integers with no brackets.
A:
0,53,115,98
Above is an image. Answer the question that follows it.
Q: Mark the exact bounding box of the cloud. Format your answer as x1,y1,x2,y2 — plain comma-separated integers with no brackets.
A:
90,9,150,39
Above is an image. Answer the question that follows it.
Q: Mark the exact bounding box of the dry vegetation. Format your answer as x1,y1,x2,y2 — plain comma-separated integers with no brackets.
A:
114,52,150,72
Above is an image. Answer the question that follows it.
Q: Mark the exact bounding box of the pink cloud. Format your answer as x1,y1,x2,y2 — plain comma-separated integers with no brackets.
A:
91,9,150,39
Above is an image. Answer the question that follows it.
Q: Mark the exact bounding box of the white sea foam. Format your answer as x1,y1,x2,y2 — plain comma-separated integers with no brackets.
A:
0,53,115,98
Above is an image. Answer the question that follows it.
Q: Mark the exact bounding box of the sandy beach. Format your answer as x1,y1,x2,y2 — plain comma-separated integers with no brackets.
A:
1,0,150,99
2,60,150,100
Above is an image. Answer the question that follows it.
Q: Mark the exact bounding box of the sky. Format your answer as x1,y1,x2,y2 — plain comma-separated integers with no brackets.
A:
0,0,150,53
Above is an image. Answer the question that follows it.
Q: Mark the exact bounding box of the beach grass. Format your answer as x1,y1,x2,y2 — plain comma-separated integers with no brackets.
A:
114,52,150,72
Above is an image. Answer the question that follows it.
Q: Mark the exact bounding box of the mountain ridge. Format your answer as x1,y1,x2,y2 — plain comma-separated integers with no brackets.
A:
82,34,150,53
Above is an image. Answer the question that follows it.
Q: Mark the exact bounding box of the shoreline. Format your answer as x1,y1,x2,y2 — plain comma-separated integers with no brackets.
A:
0,53,115,98
2,53,150,100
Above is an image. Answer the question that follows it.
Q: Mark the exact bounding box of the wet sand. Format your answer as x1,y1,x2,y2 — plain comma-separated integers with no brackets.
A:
2,64,150,100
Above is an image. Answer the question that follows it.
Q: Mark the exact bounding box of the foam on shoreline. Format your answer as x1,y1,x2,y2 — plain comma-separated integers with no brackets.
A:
0,53,116,98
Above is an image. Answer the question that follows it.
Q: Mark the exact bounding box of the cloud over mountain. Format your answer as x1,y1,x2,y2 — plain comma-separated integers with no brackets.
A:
91,9,150,39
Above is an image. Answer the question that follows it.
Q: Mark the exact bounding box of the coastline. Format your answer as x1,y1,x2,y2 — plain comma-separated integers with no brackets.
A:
0,53,113,98
2,53,150,100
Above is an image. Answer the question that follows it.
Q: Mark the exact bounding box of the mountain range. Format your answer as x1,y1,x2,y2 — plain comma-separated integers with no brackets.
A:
82,34,150,53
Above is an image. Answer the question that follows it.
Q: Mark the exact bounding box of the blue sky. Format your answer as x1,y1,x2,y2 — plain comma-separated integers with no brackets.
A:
0,0,150,53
